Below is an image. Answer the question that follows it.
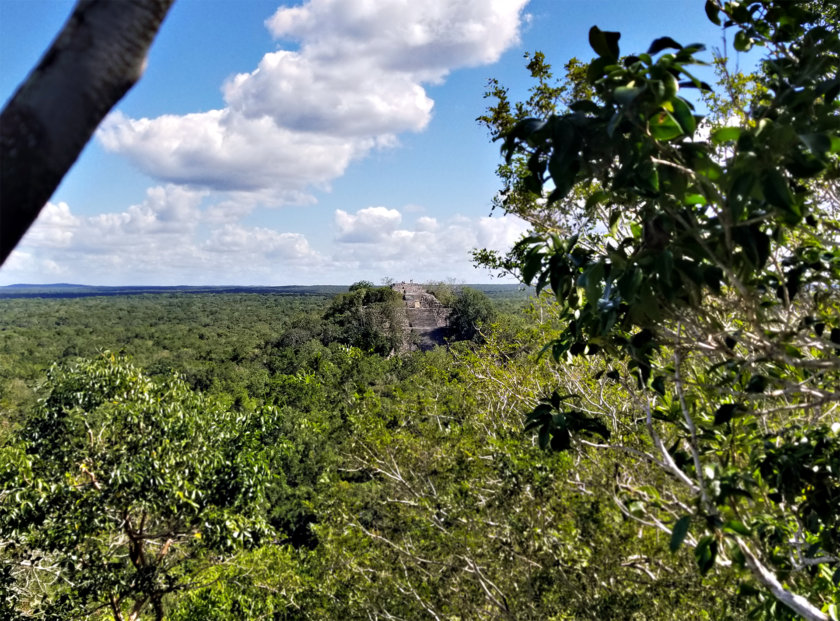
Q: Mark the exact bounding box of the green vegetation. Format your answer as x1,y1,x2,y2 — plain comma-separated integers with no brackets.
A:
2,292,752,619
446,286,497,342
477,1,840,619
1,2,839,619
2,356,276,619
323,282,404,354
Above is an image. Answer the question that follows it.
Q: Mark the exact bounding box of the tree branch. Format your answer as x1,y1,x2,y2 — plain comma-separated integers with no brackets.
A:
737,539,829,621
0,0,175,263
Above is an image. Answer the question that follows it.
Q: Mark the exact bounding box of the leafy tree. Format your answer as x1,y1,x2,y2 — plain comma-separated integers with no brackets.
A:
349,280,376,292
479,1,840,619
0,354,276,620
324,285,405,354
447,286,496,342
303,318,748,620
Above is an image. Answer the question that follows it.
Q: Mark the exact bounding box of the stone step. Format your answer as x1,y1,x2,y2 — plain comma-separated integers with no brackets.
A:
391,282,451,351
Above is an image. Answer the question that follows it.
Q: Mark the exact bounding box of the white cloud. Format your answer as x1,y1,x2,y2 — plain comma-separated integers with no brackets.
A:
21,201,79,248
265,0,527,80
1,192,324,286
223,51,433,136
335,206,402,242
98,110,369,195
207,224,315,261
415,216,438,232
0,198,528,285
330,205,529,280
83,185,206,241
98,0,529,201
2,250,67,278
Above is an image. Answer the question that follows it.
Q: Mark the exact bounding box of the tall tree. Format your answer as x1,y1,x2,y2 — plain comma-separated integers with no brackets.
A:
447,286,496,342
324,284,405,354
0,0,175,264
479,1,840,618
0,354,276,620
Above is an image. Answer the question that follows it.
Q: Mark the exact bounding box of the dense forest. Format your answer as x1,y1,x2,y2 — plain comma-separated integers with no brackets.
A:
2,1,840,619
0,286,753,620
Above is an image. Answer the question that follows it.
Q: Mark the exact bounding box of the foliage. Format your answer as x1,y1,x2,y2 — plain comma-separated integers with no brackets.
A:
348,280,375,292
303,311,748,620
447,286,497,342
0,293,331,421
0,354,276,620
323,285,405,354
479,1,840,618
0,288,759,619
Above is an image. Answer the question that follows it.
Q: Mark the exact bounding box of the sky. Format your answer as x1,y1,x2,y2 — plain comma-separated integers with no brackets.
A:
0,0,731,286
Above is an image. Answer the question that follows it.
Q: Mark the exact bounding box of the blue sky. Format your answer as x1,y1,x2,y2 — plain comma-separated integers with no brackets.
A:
0,0,729,286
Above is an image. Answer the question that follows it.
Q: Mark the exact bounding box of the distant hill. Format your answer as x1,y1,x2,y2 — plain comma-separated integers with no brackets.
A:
0,284,349,299
0,283,531,300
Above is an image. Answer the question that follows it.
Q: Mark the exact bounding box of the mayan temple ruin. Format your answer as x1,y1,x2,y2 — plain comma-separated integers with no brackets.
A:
391,282,451,351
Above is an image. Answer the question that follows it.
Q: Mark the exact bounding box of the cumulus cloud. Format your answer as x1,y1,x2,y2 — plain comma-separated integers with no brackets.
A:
330,205,529,280
223,51,433,136
2,250,66,278
207,224,315,261
22,202,79,248
1,192,323,285
0,197,527,285
83,185,206,243
265,0,526,79
98,0,529,200
335,206,402,242
415,216,438,232
98,110,371,195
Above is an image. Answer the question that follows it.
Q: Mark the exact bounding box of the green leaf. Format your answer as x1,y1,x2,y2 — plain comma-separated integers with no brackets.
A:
762,169,795,212
614,86,645,106
713,403,738,425
502,118,546,162
733,31,753,52
671,98,696,135
584,262,605,309
728,172,756,220
649,110,683,140
550,429,572,451
549,149,578,201
648,36,683,55
816,77,840,103
521,249,545,285
628,500,645,516
704,0,721,25
589,26,621,60
609,210,621,235
651,375,666,395
607,111,622,137
799,133,832,157
723,521,751,536
538,426,550,450
694,536,718,575
745,375,768,393
587,56,609,82
585,191,609,212
567,410,611,441
711,126,741,144
670,515,691,552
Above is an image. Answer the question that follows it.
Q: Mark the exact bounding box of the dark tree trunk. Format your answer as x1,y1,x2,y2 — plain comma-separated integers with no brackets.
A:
0,0,175,264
